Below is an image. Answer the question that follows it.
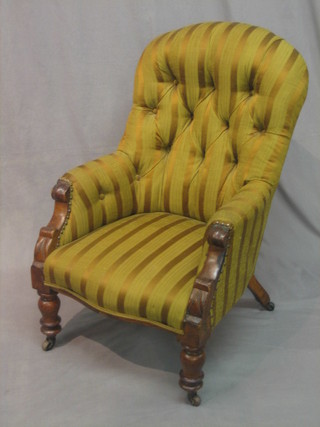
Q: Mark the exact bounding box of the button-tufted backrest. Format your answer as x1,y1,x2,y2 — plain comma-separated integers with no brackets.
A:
118,22,308,222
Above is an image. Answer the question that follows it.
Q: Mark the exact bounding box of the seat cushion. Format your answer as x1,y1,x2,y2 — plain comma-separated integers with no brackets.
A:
44,212,206,333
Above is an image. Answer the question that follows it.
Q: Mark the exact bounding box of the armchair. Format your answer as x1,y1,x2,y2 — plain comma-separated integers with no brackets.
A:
31,22,308,406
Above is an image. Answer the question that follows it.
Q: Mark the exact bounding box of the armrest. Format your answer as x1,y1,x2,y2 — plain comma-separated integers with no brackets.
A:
205,180,273,276
207,180,273,234
58,151,136,246
202,180,274,325
31,151,137,289
182,180,274,341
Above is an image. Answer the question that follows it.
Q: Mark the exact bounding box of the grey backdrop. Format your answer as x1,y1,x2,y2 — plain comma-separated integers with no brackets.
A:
1,1,319,426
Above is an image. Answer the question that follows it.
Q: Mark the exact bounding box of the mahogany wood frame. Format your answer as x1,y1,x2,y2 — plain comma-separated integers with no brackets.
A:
31,179,274,406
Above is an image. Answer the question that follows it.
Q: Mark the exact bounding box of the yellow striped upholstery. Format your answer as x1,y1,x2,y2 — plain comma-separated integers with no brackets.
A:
120,22,308,219
59,151,137,245
45,213,205,333
206,180,273,326
44,23,308,333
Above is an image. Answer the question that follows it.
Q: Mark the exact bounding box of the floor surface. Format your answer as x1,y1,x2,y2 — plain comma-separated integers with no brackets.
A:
1,269,319,427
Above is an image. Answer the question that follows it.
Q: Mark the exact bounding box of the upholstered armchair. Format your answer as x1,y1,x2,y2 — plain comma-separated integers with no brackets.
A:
31,22,308,406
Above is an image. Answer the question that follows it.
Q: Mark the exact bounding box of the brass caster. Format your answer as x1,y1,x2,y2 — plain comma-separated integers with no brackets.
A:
42,336,56,351
187,391,201,407
265,301,275,311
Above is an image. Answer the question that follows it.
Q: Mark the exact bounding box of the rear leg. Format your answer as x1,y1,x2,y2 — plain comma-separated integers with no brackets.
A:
248,275,275,311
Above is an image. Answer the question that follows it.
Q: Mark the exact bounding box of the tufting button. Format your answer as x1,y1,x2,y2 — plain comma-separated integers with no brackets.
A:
136,175,141,181
152,108,157,114
173,79,178,86
99,193,105,200
255,123,265,132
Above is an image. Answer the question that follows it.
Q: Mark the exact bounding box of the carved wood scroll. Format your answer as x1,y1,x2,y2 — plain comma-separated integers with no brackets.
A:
180,222,232,348
178,222,232,400
31,179,71,291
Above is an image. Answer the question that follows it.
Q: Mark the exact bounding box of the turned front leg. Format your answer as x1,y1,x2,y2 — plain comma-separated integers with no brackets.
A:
38,289,61,351
179,346,205,406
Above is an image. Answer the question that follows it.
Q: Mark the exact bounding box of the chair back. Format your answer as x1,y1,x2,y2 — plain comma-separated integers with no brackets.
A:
119,22,308,221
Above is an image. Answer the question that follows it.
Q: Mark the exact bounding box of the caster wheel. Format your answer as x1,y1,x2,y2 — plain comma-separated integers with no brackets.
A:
265,301,275,311
42,336,56,351
187,392,201,407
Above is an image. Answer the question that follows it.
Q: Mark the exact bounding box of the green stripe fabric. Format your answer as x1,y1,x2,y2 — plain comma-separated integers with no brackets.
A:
58,22,308,248
44,213,206,333
205,180,273,327
59,151,136,246
46,22,308,334
118,22,308,221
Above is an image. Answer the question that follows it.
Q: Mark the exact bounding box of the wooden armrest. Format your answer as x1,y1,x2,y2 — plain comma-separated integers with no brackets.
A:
180,223,232,347
36,178,71,261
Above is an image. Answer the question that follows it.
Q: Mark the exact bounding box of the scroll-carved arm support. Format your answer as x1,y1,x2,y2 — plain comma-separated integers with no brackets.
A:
182,222,232,345
31,179,71,289
178,222,232,405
